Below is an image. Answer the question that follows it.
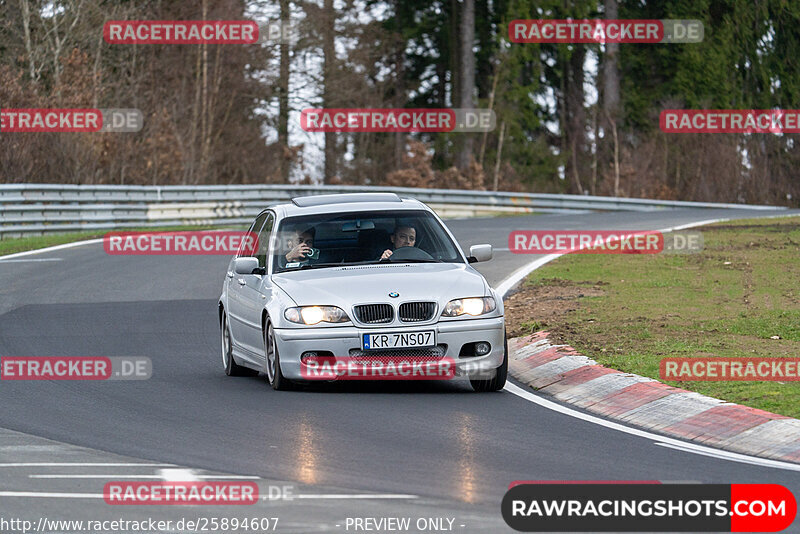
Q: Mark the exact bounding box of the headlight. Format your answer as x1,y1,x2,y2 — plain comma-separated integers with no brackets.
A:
441,297,496,317
284,306,349,325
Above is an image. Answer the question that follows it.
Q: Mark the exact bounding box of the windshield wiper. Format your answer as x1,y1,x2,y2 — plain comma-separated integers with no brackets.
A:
296,262,343,270
285,259,441,271
385,258,441,263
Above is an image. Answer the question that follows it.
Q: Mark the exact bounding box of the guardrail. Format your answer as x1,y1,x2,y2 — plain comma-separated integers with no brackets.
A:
0,183,787,238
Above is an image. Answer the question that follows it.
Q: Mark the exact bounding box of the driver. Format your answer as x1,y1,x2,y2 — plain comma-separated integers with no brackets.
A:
380,224,416,260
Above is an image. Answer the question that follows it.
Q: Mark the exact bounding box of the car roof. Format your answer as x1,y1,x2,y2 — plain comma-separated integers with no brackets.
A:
292,192,401,207
270,193,429,218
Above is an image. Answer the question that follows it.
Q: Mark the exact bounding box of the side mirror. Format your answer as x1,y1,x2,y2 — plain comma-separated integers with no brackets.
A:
468,244,492,263
233,257,260,274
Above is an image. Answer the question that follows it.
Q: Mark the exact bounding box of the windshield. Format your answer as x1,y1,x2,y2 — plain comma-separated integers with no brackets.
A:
272,209,463,272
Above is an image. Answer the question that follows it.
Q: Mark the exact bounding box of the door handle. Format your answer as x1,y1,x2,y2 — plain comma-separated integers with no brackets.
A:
237,278,247,286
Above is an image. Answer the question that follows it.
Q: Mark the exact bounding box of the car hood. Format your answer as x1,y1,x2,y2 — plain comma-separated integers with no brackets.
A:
272,263,487,307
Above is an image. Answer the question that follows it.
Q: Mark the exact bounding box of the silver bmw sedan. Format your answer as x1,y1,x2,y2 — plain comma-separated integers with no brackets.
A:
218,192,506,391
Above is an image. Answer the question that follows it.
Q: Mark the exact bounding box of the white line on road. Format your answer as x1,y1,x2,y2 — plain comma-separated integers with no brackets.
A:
29,474,261,479
0,462,175,467
504,382,800,472
0,491,103,499
654,441,793,465
291,494,418,499
0,491,417,500
159,468,199,481
0,239,104,261
0,258,62,263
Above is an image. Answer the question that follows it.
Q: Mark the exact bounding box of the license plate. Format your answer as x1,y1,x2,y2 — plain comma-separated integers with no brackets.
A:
362,330,435,350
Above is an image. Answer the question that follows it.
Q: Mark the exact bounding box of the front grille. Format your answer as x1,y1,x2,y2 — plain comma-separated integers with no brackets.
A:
399,301,436,322
354,304,394,324
348,345,447,360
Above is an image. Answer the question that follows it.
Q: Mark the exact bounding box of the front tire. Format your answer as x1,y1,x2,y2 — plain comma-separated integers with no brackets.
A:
264,321,293,390
221,313,249,376
470,331,508,392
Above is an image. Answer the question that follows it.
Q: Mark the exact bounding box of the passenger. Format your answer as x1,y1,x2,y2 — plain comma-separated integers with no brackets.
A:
282,226,317,265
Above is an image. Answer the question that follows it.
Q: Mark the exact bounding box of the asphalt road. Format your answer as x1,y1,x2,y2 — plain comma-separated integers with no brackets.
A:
1,207,799,531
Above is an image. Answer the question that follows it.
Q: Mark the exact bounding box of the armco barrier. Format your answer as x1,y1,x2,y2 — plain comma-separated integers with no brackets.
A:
0,184,786,238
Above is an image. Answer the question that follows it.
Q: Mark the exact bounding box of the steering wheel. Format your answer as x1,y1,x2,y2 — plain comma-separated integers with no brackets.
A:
388,246,434,261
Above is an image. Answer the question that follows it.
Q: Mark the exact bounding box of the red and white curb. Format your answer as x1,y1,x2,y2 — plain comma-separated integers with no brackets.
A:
509,331,800,464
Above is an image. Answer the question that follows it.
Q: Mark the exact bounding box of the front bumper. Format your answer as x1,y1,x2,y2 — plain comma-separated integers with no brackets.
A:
274,316,505,380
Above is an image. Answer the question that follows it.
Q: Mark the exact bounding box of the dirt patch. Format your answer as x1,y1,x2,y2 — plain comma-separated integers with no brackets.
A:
709,223,800,232
504,278,605,339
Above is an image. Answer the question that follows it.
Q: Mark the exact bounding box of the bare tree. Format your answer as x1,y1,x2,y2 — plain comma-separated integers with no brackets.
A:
322,0,335,183
602,0,620,195
39,0,86,98
564,45,586,194
602,0,620,120
18,0,38,83
278,0,291,182
456,0,475,170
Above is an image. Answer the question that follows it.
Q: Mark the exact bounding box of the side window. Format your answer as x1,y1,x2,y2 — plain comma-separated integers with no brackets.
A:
256,213,274,268
238,212,268,258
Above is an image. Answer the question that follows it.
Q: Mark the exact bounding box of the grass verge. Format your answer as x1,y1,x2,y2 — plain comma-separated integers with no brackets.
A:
503,215,800,418
0,225,244,257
